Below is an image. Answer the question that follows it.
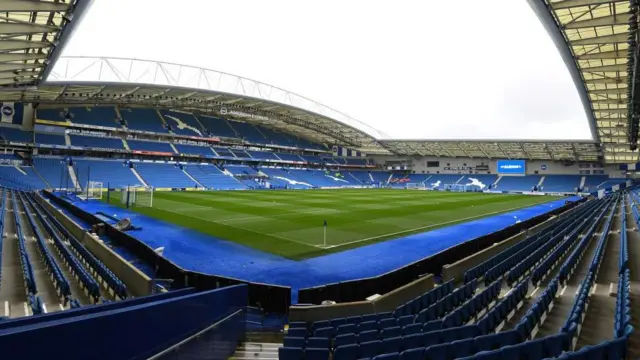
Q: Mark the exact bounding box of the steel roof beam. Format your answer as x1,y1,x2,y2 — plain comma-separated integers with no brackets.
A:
551,0,621,10
582,63,627,72
564,14,628,29
0,1,71,12
578,49,628,60
585,77,625,84
571,33,628,46
592,99,626,104
0,39,49,51
0,22,59,35
0,63,41,72
588,88,626,95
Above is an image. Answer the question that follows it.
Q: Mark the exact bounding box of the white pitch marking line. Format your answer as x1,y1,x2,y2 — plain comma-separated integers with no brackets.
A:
157,207,318,248
327,199,556,249
216,208,341,224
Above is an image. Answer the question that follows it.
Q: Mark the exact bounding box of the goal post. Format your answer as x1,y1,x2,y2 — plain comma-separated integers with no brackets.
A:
86,181,104,200
405,183,427,190
121,185,154,208
446,183,468,192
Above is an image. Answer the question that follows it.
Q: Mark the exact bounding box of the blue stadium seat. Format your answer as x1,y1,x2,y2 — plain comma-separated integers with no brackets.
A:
450,338,475,359
402,333,423,349
338,324,357,336
334,344,358,360
380,336,401,354
399,347,424,360
284,337,306,348
335,334,357,348
359,330,378,343
372,352,399,360
397,315,413,328
314,327,334,338
289,328,307,338
358,341,381,359
425,343,450,360
381,326,401,339
307,337,330,349
402,324,422,336
379,318,397,329
279,347,304,360
306,348,330,360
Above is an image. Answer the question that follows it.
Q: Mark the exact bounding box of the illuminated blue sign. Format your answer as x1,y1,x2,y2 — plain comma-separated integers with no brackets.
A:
497,160,526,174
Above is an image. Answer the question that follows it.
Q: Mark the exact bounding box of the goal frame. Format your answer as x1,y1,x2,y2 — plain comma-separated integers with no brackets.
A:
86,181,103,200
121,185,154,208
405,182,427,190
446,183,468,192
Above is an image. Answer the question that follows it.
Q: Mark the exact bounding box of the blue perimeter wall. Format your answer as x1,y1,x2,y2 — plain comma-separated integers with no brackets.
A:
0,284,247,360
66,195,580,303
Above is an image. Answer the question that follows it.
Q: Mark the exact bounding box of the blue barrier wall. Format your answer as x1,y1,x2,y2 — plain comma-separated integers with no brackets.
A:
156,310,245,360
0,285,248,360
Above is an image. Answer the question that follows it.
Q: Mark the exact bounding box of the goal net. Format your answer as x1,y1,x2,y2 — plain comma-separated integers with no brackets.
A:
405,183,426,190
446,183,468,192
121,186,154,208
86,181,103,200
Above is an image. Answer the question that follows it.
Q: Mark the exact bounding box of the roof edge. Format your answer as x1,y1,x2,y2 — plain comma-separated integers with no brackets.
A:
40,0,96,83
526,0,599,143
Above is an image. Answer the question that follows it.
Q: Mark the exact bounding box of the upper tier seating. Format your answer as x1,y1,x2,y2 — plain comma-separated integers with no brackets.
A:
70,135,124,149
65,107,120,128
212,147,236,158
248,150,281,161
37,108,70,123
495,175,540,192
73,159,141,188
134,163,197,188
127,139,175,153
35,133,66,146
184,164,247,190
174,144,215,157
120,108,168,133
228,120,266,143
582,175,612,191
275,153,305,162
541,175,581,192
161,110,206,137
198,115,238,138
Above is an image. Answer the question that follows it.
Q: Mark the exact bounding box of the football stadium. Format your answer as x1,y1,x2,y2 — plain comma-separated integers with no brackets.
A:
0,0,639,359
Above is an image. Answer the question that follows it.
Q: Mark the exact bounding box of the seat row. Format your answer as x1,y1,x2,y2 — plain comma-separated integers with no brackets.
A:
15,192,72,302
28,193,127,299
22,193,102,302
510,199,606,287
477,279,528,334
533,199,610,286
619,202,628,274
281,326,536,360
415,280,477,324
393,280,454,318
483,199,601,287
13,191,38,295
615,270,631,339
441,279,501,328
561,197,613,350
0,190,6,290
464,199,589,283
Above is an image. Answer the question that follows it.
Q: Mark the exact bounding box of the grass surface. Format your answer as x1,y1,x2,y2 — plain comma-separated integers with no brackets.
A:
110,189,559,259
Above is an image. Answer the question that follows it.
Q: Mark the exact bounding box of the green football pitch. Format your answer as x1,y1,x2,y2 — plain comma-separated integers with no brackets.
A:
111,189,559,259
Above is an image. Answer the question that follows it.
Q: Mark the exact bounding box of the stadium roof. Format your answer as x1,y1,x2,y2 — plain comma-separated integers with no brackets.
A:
0,1,634,163
0,0,91,88
529,0,635,163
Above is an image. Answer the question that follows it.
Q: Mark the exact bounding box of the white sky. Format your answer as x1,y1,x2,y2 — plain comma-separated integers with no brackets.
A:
60,0,592,141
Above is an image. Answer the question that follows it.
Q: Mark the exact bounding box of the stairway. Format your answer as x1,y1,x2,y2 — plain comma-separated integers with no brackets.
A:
537,176,545,187
68,165,81,190
579,176,586,189
231,342,280,360
130,167,149,187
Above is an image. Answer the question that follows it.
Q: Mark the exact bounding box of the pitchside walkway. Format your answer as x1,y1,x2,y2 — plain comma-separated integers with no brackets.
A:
61,195,579,302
